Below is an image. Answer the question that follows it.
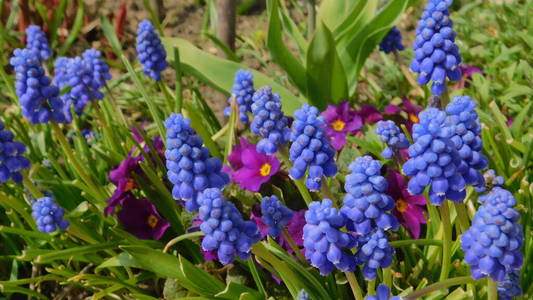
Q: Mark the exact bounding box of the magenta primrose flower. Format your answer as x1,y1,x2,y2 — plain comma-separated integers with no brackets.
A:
386,169,426,239
357,104,383,125
117,194,170,240
321,101,363,150
225,138,280,192
456,65,484,89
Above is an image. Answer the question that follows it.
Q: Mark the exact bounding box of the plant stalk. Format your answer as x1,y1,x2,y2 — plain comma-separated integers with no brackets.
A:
487,277,498,300
23,175,44,200
439,201,452,281
345,272,364,300
281,228,306,264
453,202,471,233
403,276,477,300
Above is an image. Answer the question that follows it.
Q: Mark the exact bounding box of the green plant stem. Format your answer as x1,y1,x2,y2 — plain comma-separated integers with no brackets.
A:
163,231,204,253
50,122,105,201
487,277,498,300
22,175,43,199
281,228,306,264
453,202,470,234
439,201,452,281
367,278,376,296
403,276,477,300
278,148,313,206
383,267,392,288
93,102,122,155
389,239,443,247
345,272,364,300
157,80,175,114
248,258,267,297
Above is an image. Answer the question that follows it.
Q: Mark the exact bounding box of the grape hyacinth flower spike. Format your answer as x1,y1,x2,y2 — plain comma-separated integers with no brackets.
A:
461,188,523,282
341,156,399,235
250,86,290,154
10,48,66,124
136,19,168,80
260,195,293,237
410,0,462,95
446,96,488,187
403,107,466,205
365,284,401,300
375,120,410,159
379,27,405,54
82,48,112,88
165,114,229,211
303,199,357,275
25,25,52,61
356,228,395,280
0,121,31,183
289,104,337,191
224,70,255,124
197,188,260,265
31,197,69,233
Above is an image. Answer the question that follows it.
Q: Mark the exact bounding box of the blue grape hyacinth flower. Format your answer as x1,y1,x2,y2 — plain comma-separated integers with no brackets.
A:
403,107,466,205
498,270,522,300
375,120,410,159
477,169,504,193
303,199,357,275
198,188,260,265
10,48,66,124
341,156,399,235
379,27,405,54
25,25,52,61
446,96,488,187
136,19,168,81
289,104,337,191
250,86,290,154
297,290,310,300
410,0,462,95
365,284,401,300
31,197,69,233
355,228,394,280
461,188,523,282
224,70,255,124
82,48,112,88
165,114,230,211
0,121,31,183
261,195,293,237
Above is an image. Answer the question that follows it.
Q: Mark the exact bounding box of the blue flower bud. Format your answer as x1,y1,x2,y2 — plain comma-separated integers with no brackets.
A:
261,195,293,237
224,70,255,124
136,19,168,80
375,120,410,159
25,25,52,61
31,196,69,233
379,27,405,54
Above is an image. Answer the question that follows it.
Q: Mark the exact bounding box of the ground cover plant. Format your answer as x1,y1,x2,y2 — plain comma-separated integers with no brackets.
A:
0,0,531,299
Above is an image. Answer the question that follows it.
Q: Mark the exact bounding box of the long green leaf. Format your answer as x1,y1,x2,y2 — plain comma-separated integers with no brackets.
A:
317,0,361,32
161,37,305,114
266,0,308,95
306,22,348,110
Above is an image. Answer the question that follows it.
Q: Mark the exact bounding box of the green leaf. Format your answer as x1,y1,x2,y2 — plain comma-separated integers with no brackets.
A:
266,0,308,95
161,37,305,115
35,242,120,263
333,0,375,40
96,252,138,271
306,22,348,110
57,0,84,56
178,255,225,294
317,0,366,33
215,281,262,300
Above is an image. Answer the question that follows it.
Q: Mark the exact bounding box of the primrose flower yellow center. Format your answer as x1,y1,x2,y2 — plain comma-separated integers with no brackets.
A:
332,119,346,131
396,199,408,213
260,163,272,176
409,113,419,123
147,215,159,228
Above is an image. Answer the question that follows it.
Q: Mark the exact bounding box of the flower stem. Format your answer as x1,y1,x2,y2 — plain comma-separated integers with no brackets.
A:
453,202,470,234
367,278,376,296
278,148,313,206
487,277,498,300
345,272,364,300
383,267,392,287
389,239,442,247
22,174,43,200
281,228,306,264
403,276,477,300
439,201,452,281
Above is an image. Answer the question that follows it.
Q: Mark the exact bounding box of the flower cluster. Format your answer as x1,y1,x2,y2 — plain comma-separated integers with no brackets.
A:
379,27,404,54
403,108,465,205
261,195,293,237
81,49,112,89
355,228,395,279
250,86,290,154
224,70,255,124
0,121,31,184
461,188,523,282
31,197,69,233
303,199,357,275
136,19,168,80
321,101,363,150
289,104,337,191
341,156,399,235
410,0,462,95
375,120,410,159
224,138,280,192
446,96,487,187
477,169,504,193
198,188,260,265
498,270,522,300
10,48,66,124
365,284,400,300
165,114,229,211
25,25,52,61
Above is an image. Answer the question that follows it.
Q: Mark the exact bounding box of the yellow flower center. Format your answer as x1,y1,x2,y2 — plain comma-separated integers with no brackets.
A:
332,119,346,131
147,215,159,228
409,113,419,123
396,199,408,213
124,178,135,191
259,163,272,177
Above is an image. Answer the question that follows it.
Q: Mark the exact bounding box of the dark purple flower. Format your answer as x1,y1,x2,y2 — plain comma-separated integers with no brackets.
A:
357,104,383,125
105,156,142,215
386,169,426,239
225,138,280,192
117,194,170,240
321,101,363,150
384,97,423,132
456,65,484,89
